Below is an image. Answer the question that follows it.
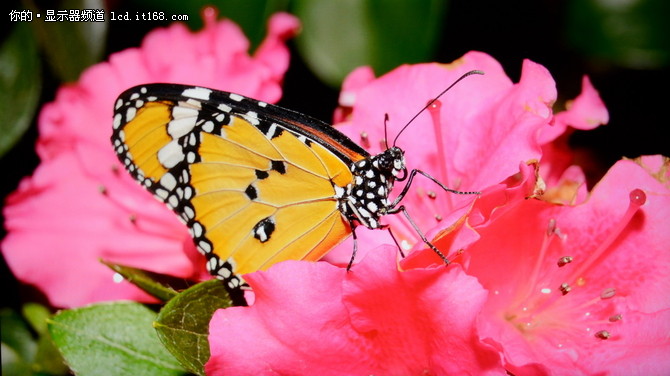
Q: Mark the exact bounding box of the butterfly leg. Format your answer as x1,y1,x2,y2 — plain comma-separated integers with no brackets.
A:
346,220,358,271
387,205,450,265
391,169,480,208
386,227,406,258
387,169,479,264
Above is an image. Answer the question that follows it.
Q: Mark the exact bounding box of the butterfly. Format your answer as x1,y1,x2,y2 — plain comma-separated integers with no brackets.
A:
111,71,482,291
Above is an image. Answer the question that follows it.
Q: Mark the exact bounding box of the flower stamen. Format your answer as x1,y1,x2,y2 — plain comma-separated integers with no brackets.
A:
566,189,646,284
503,215,631,344
599,287,616,299
608,314,622,322
360,131,370,148
521,219,561,302
595,330,611,340
427,99,454,209
557,256,573,267
559,283,572,295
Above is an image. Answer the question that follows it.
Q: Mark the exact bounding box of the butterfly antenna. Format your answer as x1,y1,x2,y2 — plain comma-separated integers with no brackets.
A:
392,70,485,147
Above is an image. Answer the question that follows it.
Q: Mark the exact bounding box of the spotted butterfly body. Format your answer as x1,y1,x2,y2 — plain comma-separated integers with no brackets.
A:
112,83,406,289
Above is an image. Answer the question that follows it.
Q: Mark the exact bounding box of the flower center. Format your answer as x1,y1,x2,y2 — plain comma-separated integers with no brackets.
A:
501,189,646,346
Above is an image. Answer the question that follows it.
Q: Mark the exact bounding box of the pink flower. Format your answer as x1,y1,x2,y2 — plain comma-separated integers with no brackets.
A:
207,246,506,375
539,76,609,204
1,10,300,308
465,156,670,375
326,51,584,266
205,52,668,375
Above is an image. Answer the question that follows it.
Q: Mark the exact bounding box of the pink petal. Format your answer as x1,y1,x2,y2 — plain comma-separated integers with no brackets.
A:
253,13,302,100
400,161,543,269
465,155,670,373
577,309,670,375
539,75,609,186
544,75,609,143
634,155,670,189
333,66,376,123
207,246,505,375
2,154,193,307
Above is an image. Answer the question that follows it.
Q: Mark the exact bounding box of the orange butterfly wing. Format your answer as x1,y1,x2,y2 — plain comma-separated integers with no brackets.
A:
112,84,368,287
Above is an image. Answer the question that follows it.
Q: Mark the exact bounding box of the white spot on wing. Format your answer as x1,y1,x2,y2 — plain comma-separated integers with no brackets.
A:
155,188,168,199
244,112,260,126
198,240,211,254
126,107,137,121
218,103,232,113
168,117,197,138
168,194,179,208
113,113,122,129
160,173,177,190
265,123,278,138
183,98,203,109
192,222,203,237
229,93,244,102
334,185,345,198
255,227,268,242
202,121,214,133
182,87,212,100
157,140,184,168
172,105,199,120
219,267,232,279
183,205,194,219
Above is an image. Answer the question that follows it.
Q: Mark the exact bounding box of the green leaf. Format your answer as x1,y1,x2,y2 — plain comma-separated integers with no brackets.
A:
1,342,33,376
293,0,448,87
1,309,37,367
19,303,70,375
101,260,181,302
34,332,69,376
2,307,69,375
22,303,51,335
155,279,235,375
366,0,447,73
26,0,108,81
48,302,187,376
0,22,41,157
566,0,670,69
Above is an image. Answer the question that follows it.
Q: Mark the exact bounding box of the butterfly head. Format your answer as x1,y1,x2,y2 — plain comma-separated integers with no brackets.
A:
376,146,407,181
378,146,407,181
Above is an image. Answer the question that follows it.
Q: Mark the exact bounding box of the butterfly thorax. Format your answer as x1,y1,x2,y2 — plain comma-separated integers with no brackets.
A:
337,146,406,229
